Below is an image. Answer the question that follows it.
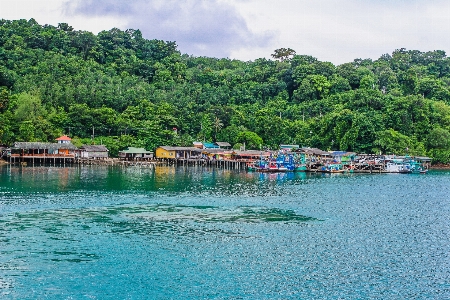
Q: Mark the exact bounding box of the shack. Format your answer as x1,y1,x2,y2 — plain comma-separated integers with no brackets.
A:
279,144,300,151
118,147,153,160
202,148,233,160
56,135,72,144
193,142,204,149
155,146,202,159
11,142,77,156
10,141,78,164
215,142,231,149
232,150,271,160
296,147,331,159
77,145,109,159
203,142,219,149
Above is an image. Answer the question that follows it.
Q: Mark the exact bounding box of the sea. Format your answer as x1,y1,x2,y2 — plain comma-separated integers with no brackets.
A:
0,165,449,299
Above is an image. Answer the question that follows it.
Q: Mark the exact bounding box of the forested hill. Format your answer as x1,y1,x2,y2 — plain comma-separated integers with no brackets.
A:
1,18,450,162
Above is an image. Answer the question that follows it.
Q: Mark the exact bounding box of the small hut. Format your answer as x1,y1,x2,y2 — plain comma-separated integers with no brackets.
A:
12,142,77,157
155,146,202,159
77,145,109,159
232,150,271,160
56,135,72,144
193,142,203,149
215,142,231,149
279,144,299,151
118,147,153,160
202,142,219,149
9,141,77,164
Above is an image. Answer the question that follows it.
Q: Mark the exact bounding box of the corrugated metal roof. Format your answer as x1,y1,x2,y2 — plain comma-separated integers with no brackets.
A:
297,147,330,155
280,144,299,149
203,142,219,149
415,156,432,161
13,142,77,150
202,149,233,154
79,145,109,152
215,142,231,147
233,150,271,156
159,146,202,151
119,147,152,154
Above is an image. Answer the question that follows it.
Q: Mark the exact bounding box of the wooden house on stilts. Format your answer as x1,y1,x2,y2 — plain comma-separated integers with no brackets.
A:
9,135,77,165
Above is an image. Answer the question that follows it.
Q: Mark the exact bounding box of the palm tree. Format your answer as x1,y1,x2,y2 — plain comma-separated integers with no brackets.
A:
213,116,223,142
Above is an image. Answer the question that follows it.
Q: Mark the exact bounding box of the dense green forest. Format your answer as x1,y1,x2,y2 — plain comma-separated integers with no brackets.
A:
1,18,450,162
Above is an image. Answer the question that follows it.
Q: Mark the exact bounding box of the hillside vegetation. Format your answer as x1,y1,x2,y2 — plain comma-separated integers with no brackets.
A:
1,19,450,162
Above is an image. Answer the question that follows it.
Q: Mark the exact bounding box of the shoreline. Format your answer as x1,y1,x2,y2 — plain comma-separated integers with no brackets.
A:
1,158,450,169
430,165,450,170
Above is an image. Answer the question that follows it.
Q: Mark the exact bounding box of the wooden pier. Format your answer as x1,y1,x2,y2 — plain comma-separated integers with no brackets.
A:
75,158,155,168
5,153,430,174
9,154,76,166
154,158,252,170
7,155,156,168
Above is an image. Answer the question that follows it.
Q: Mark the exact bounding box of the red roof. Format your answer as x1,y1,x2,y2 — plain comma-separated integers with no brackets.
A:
55,135,72,141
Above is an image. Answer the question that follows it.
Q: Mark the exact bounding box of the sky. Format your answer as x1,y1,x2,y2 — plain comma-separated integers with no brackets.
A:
2,0,450,65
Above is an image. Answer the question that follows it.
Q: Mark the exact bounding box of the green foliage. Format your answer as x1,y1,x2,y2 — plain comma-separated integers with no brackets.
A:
14,92,45,122
1,19,450,162
217,125,245,146
198,113,213,141
329,75,351,94
233,143,243,150
428,149,450,164
236,131,263,150
374,129,425,156
425,127,450,149
18,120,35,141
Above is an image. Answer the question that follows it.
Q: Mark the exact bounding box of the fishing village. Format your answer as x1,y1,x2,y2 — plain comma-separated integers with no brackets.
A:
3,9,450,299
0,135,432,174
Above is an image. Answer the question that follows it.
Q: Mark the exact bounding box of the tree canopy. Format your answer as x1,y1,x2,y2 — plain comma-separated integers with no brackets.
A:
1,19,450,162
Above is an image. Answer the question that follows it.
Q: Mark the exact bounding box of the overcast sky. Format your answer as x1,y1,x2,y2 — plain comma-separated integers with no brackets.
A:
2,0,450,65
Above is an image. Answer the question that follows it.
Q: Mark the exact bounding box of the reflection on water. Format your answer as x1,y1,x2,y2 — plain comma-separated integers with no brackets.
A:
0,165,449,299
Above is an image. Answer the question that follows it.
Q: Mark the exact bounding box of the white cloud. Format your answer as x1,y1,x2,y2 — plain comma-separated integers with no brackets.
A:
62,0,274,58
0,0,127,33
1,0,450,64
228,0,450,64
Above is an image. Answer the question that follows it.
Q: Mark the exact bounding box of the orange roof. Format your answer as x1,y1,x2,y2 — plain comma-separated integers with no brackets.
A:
55,135,72,141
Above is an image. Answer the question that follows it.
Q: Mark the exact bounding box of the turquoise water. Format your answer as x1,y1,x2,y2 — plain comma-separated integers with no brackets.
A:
0,165,449,299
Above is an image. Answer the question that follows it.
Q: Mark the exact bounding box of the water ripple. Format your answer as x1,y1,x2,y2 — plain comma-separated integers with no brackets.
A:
0,166,449,299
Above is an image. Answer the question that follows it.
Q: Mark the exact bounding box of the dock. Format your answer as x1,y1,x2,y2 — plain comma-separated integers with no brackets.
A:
9,154,75,166
158,158,252,170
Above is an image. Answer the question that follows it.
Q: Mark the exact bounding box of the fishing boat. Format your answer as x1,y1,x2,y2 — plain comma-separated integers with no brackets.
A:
247,160,269,172
294,164,307,172
319,164,345,173
281,154,296,171
268,161,288,172
385,161,412,173
247,163,258,172
247,159,288,172
405,157,428,174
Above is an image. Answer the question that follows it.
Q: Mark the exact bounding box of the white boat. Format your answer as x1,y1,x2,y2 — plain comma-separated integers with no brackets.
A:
385,161,412,173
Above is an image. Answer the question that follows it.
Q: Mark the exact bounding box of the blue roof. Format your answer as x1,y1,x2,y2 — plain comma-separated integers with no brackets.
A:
203,143,219,149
